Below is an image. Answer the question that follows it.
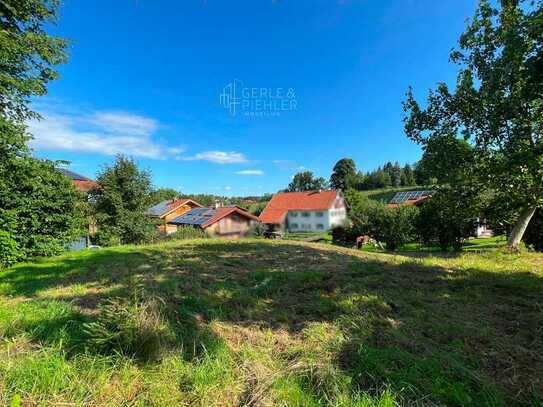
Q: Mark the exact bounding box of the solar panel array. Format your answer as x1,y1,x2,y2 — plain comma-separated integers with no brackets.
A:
389,190,433,204
171,207,216,225
58,168,92,181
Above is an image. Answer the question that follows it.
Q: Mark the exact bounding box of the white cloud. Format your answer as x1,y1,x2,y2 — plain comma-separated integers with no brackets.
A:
178,150,248,164
28,109,184,160
224,185,232,191
236,169,264,176
272,159,305,171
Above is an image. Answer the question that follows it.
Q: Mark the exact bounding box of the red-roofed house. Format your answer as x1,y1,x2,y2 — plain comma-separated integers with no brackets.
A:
59,168,99,193
259,190,346,232
170,205,260,239
147,198,203,234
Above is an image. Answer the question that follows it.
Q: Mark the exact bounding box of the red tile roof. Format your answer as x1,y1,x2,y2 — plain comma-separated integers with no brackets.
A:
201,206,260,228
73,179,99,193
387,196,430,208
259,190,339,224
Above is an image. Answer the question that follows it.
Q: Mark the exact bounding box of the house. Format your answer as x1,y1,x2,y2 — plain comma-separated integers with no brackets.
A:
59,168,99,193
146,198,203,234
388,190,493,238
169,205,259,239
387,190,433,208
259,190,347,232
58,168,99,250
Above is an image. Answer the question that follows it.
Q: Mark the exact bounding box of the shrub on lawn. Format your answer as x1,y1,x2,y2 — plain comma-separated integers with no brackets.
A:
417,186,482,251
523,208,543,252
344,193,419,250
248,222,266,237
331,225,359,246
0,230,20,269
168,226,208,240
370,205,419,251
83,294,174,362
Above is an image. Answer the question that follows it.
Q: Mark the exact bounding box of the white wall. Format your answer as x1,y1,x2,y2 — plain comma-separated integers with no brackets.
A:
286,196,347,232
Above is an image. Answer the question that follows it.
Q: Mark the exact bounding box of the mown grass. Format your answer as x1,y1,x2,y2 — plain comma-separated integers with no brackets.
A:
360,236,509,253
0,239,541,406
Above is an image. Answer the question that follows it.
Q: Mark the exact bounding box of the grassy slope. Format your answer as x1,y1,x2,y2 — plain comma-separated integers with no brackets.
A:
0,240,541,406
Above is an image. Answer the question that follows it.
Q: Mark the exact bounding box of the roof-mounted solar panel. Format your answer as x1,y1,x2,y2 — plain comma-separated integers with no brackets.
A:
389,190,433,204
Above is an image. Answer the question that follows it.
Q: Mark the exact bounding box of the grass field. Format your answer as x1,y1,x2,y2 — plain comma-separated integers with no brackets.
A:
0,239,541,406
359,236,509,253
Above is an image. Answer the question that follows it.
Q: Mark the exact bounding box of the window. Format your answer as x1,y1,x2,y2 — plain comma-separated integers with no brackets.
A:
316,224,324,230
290,223,298,229
301,212,310,218
290,211,298,217
315,212,324,217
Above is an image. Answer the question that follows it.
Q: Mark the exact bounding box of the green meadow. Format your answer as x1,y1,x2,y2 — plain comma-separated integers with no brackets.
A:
0,239,541,406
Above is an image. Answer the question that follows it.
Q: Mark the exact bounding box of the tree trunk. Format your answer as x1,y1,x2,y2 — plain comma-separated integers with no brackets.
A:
507,206,537,250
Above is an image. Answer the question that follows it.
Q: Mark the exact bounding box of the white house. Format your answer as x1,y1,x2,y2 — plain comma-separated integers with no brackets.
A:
259,190,347,232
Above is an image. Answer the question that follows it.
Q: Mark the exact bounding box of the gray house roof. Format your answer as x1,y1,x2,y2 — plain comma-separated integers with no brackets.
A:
146,199,203,218
169,208,216,226
58,168,93,181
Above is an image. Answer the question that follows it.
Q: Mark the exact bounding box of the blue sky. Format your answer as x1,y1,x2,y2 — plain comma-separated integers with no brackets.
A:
30,0,479,196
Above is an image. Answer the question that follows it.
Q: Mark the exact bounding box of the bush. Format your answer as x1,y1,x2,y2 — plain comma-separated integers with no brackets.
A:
331,225,359,246
91,155,158,246
344,191,419,250
92,227,121,247
370,204,419,251
523,208,543,251
83,294,174,362
0,231,20,268
417,186,482,251
168,226,208,240
1,158,85,260
247,222,266,237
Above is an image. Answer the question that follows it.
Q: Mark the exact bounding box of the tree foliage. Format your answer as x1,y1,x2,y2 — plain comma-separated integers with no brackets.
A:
287,171,328,192
149,188,179,205
0,0,68,123
404,0,543,248
330,158,356,191
0,0,84,262
523,208,543,251
344,191,419,250
418,186,484,251
91,156,157,246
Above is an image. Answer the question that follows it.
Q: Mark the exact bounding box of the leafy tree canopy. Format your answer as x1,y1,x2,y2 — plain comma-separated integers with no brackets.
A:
330,158,356,191
0,0,84,265
149,188,180,205
0,0,67,125
287,171,328,192
404,0,543,248
91,155,157,246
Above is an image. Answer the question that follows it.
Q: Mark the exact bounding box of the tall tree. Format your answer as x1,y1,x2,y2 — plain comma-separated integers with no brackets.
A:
330,158,356,191
400,164,416,186
287,171,328,192
404,0,543,249
149,188,179,205
390,162,402,187
91,156,156,245
0,0,84,264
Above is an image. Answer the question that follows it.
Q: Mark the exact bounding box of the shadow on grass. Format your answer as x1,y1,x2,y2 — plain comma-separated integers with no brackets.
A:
1,241,541,404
